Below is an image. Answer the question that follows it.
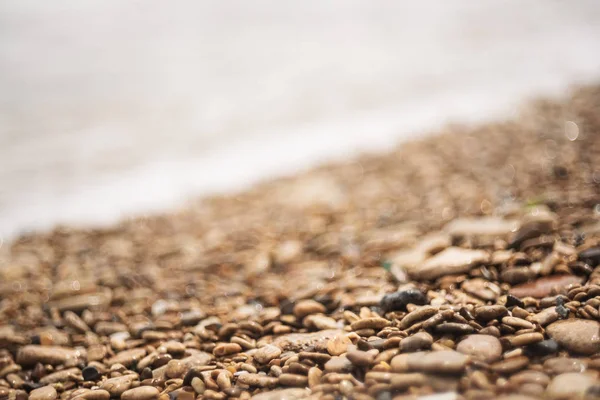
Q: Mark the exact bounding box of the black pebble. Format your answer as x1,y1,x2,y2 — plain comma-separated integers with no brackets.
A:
380,289,427,312
506,294,524,308
30,335,40,345
140,367,153,381
579,246,600,266
82,366,100,381
525,339,559,357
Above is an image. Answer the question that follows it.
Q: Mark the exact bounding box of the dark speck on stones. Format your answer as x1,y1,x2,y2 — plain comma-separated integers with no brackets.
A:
579,246,600,266
280,299,295,315
82,365,100,381
380,289,427,312
506,294,524,308
525,339,559,357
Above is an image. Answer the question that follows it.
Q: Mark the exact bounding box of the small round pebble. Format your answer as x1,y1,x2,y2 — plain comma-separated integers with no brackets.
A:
456,335,502,363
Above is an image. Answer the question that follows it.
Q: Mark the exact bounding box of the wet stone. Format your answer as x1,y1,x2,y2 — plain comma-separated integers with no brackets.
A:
405,351,469,374
546,372,597,399
254,345,282,364
121,386,160,400
82,366,100,381
524,339,559,357
509,275,584,298
29,386,57,400
100,375,134,397
16,345,84,366
456,335,502,363
409,247,489,280
546,319,600,355
324,356,353,373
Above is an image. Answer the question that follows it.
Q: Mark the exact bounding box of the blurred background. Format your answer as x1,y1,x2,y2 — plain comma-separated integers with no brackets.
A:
1,0,600,240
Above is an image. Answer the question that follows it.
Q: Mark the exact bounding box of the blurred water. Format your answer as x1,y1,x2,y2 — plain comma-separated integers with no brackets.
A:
1,1,600,239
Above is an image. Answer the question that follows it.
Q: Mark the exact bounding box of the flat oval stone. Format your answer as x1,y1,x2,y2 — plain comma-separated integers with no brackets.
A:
100,375,134,397
121,386,160,400
250,388,310,400
509,275,584,298
406,350,469,374
546,320,600,355
29,386,57,400
16,345,85,366
546,372,597,399
456,335,502,363
409,247,489,280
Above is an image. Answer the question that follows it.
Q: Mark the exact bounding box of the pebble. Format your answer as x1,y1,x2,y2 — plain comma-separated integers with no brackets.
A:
236,373,279,388
82,366,100,381
546,372,597,399
456,335,502,363
399,306,437,330
70,389,111,400
16,345,84,366
350,317,390,331
546,319,600,355
409,247,489,280
121,386,160,400
29,386,57,400
254,344,282,364
405,350,469,374
400,332,433,352
304,314,338,330
509,275,584,298
191,377,205,394
213,343,243,357
324,356,354,373
380,289,427,312
278,373,308,387
543,357,587,374
346,349,376,367
100,375,134,397
474,305,508,321
490,356,530,374
510,332,544,347
293,300,326,318
529,307,559,327
307,367,322,388
524,339,559,357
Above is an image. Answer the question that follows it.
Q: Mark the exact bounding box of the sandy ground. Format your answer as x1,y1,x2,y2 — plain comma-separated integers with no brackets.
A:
1,1,600,240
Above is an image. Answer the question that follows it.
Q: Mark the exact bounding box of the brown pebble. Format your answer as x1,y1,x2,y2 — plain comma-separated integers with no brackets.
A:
490,356,529,374
29,386,57,400
100,375,134,397
213,343,242,357
254,344,282,364
278,373,308,387
236,373,279,388
350,317,390,331
400,332,433,352
16,345,84,366
293,300,326,318
456,335,502,363
307,367,322,388
121,386,160,400
546,319,600,355
510,333,544,347
346,350,376,367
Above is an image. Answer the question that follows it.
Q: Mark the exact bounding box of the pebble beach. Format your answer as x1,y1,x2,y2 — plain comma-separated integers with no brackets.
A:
1,84,600,399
